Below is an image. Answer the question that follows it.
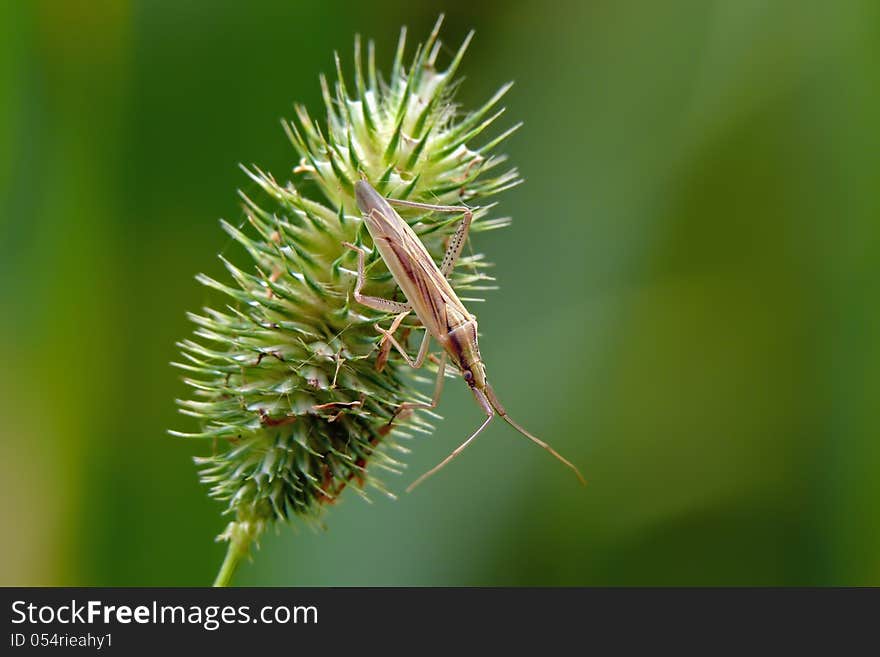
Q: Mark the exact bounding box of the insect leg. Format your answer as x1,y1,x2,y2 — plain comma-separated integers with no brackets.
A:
386,198,471,213
375,310,410,372
342,242,411,313
344,241,432,371
439,206,473,278
389,351,447,428
386,198,473,278
375,322,431,369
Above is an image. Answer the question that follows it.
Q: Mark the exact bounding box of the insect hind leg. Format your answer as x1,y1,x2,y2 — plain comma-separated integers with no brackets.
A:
385,198,474,279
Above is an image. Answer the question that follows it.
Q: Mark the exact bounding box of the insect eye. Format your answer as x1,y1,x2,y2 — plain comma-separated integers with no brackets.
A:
463,370,474,384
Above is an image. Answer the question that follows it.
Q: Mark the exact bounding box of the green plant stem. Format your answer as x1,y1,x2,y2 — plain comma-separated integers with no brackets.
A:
213,526,252,587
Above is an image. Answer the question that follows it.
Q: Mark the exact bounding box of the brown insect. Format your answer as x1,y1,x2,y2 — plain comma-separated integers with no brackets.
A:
344,180,585,491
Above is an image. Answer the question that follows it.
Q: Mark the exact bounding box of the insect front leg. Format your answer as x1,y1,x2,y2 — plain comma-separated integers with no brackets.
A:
385,198,473,278
342,242,411,314
374,321,431,369
344,241,428,369
375,310,410,372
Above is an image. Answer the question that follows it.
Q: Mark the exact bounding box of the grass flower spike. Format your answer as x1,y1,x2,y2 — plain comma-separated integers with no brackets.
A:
172,16,521,586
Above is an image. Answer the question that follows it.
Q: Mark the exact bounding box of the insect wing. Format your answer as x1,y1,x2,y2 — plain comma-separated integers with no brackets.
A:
365,208,457,336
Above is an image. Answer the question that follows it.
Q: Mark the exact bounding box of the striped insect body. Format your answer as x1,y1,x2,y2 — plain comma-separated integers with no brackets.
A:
345,180,584,491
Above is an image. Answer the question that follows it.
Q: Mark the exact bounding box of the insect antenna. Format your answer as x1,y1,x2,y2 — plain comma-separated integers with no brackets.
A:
485,384,586,486
406,385,586,492
405,414,493,493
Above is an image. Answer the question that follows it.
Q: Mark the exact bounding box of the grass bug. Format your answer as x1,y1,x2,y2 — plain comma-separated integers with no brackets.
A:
344,180,585,491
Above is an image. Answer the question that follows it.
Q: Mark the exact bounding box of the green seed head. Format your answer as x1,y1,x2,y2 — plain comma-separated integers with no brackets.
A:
172,16,521,551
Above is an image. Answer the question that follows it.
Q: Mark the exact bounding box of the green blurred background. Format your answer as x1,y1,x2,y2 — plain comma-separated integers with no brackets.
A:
2,0,878,586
